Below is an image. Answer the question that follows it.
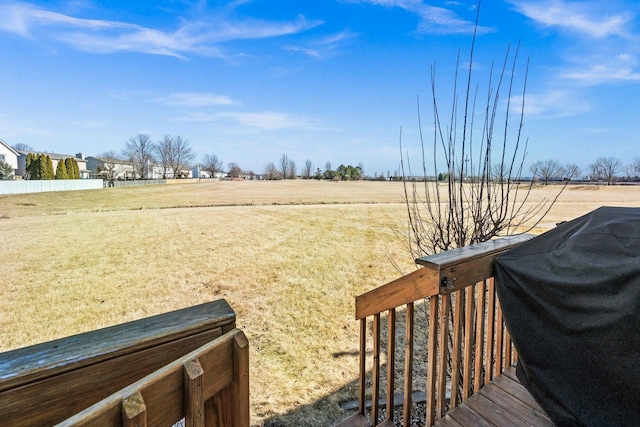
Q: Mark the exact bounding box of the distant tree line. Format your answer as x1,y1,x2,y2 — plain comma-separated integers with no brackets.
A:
531,156,640,185
11,138,639,185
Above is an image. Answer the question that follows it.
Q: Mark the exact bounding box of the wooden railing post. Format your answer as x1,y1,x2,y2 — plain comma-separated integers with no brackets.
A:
474,280,486,393
233,332,250,427
122,392,147,427
358,319,366,416
462,285,475,400
426,297,438,427
403,303,414,427
372,314,381,424
386,309,396,423
183,358,205,427
485,278,496,386
450,290,464,409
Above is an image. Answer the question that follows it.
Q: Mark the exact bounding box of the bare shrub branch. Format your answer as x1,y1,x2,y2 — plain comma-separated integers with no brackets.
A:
400,3,569,260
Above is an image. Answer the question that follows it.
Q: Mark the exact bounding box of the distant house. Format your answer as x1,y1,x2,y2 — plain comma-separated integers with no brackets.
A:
86,156,136,180
16,150,90,178
192,166,226,179
0,139,19,176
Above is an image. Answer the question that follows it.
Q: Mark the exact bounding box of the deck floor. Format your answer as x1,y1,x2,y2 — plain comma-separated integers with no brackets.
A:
434,366,554,427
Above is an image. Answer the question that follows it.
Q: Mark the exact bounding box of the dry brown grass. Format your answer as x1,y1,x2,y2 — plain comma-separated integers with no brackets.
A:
1,181,639,426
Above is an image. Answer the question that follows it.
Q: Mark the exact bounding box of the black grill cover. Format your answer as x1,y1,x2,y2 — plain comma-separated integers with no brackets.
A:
495,206,640,427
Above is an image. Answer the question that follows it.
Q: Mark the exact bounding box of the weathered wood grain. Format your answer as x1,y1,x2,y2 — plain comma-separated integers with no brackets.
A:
0,300,235,427
184,358,205,427
415,235,533,295
356,267,439,319
232,332,250,427
432,368,553,427
56,329,248,427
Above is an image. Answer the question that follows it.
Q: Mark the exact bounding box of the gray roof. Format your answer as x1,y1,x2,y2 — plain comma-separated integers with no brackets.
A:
16,149,85,162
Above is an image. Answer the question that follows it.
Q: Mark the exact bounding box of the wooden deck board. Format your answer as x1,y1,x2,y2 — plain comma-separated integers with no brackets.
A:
433,367,554,427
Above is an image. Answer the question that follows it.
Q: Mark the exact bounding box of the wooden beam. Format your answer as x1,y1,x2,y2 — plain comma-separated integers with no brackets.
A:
356,268,439,319
415,235,533,295
415,234,533,269
56,330,243,427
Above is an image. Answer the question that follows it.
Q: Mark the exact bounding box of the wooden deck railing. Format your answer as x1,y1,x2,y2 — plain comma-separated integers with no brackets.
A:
339,234,533,427
0,299,248,427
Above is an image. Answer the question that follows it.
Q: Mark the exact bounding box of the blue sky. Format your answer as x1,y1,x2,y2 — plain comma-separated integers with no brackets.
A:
0,0,638,176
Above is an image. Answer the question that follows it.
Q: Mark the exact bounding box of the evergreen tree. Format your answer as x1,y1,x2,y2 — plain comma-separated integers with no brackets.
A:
43,155,54,180
25,153,34,170
31,154,44,180
0,160,14,180
65,157,80,179
25,153,36,179
55,160,68,179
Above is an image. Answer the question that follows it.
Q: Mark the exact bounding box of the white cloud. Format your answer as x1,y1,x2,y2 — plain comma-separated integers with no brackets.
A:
515,89,592,118
353,0,492,34
557,53,640,85
0,3,137,35
0,2,322,58
157,93,239,107
509,0,633,38
178,111,323,131
561,64,640,84
284,29,359,59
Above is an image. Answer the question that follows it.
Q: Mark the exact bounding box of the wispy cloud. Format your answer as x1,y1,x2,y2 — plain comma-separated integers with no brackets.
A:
352,0,491,34
509,0,634,38
178,111,323,131
559,53,640,85
0,2,322,58
514,89,592,118
284,29,359,59
156,92,239,107
511,1,640,87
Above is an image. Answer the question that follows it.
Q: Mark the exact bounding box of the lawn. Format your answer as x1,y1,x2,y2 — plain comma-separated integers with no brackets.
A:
1,180,639,425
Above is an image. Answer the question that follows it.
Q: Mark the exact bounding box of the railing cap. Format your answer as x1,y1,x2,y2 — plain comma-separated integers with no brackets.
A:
0,299,236,391
415,234,534,270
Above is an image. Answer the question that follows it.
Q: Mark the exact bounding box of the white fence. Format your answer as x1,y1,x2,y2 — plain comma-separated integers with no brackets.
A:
0,179,104,195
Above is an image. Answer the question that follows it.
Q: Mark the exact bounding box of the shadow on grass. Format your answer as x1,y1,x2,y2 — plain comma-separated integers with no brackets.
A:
260,301,432,426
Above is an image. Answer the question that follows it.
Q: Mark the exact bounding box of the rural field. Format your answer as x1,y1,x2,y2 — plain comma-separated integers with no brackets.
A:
1,180,639,426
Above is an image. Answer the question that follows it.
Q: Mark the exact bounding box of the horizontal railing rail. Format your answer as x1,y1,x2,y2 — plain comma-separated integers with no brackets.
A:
58,328,249,427
341,234,533,427
0,299,239,427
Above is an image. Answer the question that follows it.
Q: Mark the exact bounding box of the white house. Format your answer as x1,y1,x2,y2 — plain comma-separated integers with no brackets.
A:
0,139,19,177
86,156,136,180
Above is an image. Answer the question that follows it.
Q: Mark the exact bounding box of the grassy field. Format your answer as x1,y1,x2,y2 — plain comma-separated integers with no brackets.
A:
1,180,639,426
